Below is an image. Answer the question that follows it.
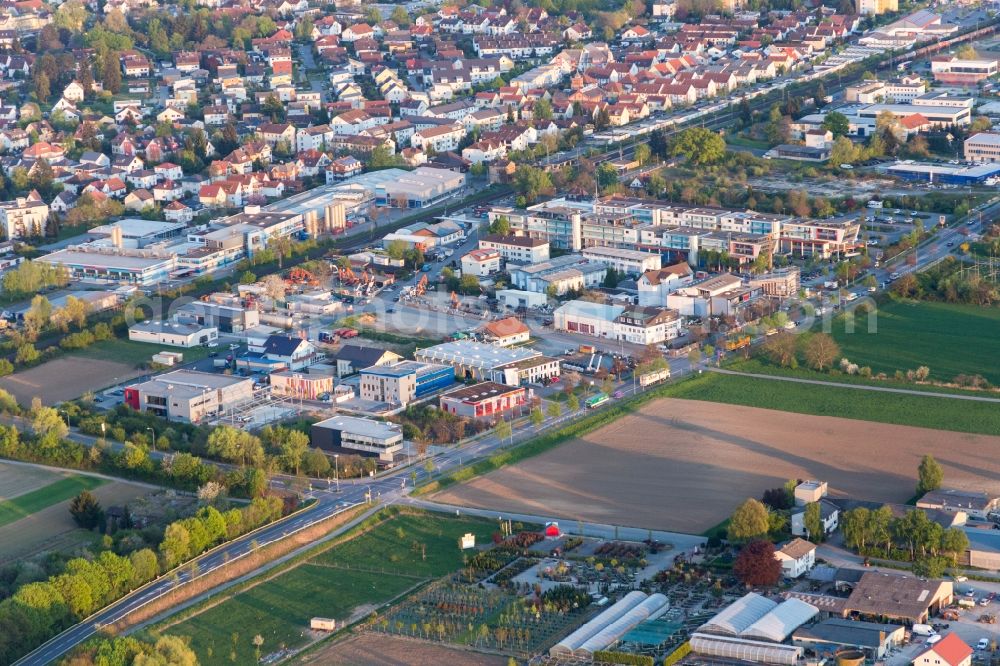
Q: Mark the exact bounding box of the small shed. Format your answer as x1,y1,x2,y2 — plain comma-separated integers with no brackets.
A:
310,617,336,631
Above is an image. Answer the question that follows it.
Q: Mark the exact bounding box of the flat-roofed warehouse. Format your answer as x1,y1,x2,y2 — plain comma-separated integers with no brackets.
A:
266,166,465,221
414,340,559,383
36,246,177,285
792,618,905,660
123,370,254,422
311,415,404,462
88,219,187,248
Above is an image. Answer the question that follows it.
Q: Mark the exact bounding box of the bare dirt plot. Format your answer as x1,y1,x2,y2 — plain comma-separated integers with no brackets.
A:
434,398,1000,534
0,461,60,500
0,480,147,563
298,633,509,666
0,357,140,405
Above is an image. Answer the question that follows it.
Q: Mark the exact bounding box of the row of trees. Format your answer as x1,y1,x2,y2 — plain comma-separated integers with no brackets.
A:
841,505,969,575
0,416,265,497
0,495,283,663
893,257,1000,307
759,331,841,372
70,635,198,666
1,260,69,299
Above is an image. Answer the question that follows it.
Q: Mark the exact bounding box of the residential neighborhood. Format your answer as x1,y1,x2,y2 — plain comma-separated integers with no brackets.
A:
0,0,999,664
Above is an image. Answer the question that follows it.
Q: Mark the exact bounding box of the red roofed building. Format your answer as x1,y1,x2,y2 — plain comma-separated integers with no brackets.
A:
899,113,930,134
914,634,972,666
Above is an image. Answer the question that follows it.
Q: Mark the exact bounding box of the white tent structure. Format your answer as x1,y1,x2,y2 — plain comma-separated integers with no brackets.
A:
740,598,820,643
575,593,670,657
699,592,778,636
550,591,648,656
690,633,805,665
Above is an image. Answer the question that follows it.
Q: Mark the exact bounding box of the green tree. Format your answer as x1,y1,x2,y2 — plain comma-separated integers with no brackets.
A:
159,522,191,569
207,426,264,467
728,498,770,543
567,393,580,411
32,405,68,440
101,50,122,94
830,136,859,165
489,215,511,236
821,111,850,138
494,419,512,441
957,44,977,59
33,71,51,104
129,548,159,585
670,127,726,166
279,430,309,475
386,239,408,260
534,98,553,121
546,401,561,419
917,454,943,495
388,5,409,24
530,407,544,428
513,165,554,204
69,490,103,529
302,448,331,477
803,501,823,542
634,143,651,166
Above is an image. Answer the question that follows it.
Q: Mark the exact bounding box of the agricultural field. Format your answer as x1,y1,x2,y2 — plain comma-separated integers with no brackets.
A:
298,633,508,666
0,462,61,501
0,474,105,528
830,300,1000,385
433,397,1000,534
161,511,501,666
165,567,416,666
311,512,499,578
0,476,146,563
0,356,140,405
670,371,1000,435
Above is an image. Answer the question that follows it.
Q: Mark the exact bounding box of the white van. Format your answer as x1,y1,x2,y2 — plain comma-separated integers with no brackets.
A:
978,639,990,651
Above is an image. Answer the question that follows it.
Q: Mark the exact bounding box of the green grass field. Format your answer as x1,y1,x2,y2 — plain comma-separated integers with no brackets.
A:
163,511,500,665
166,567,415,666
668,372,1000,435
71,339,210,367
310,512,498,578
0,475,105,528
831,300,1000,385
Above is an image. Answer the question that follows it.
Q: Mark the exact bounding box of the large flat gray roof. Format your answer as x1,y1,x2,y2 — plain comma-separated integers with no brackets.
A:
313,415,403,440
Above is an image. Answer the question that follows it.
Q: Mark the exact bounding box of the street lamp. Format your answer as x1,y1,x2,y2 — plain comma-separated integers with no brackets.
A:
334,454,340,493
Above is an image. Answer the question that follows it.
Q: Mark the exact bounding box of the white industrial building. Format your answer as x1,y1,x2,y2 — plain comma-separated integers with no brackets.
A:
509,255,606,295
478,233,550,265
581,246,662,276
128,320,219,347
553,300,683,345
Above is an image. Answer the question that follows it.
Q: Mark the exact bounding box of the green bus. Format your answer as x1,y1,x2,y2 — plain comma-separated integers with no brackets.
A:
585,392,610,409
